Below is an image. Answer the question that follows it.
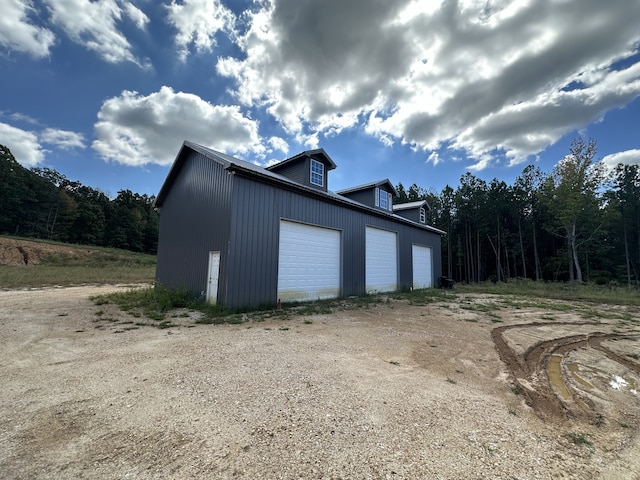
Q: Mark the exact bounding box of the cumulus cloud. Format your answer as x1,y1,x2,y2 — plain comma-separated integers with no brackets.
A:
0,122,46,166
41,128,86,149
92,86,267,166
268,136,289,154
601,149,640,171
219,0,640,170
0,0,56,58
165,0,235,61
44,0,149,65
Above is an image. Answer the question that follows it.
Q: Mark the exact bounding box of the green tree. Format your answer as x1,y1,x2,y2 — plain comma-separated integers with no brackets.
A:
610,163,640,285
540,137,604,282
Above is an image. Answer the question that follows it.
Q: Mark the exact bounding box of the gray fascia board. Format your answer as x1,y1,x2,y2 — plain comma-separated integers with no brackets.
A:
336,179,399,197
267,148,337,172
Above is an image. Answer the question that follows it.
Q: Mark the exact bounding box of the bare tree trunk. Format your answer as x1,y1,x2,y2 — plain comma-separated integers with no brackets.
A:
465,222,472,283
476,230,481,283
624,223,631,287
569,223,582,282
519,218,527,279
496,219,501,282
447,220,453,278
533,221,541,281
487,234,505,281
504,242,510,280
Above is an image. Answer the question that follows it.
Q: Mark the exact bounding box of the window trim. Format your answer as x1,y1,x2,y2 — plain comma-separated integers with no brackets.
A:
310,159,324,187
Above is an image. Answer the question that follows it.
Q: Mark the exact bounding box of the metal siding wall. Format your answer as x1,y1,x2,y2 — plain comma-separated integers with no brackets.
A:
271,162,306,186
226,178,279,308
155,151,233,300
224,177,443,307
399,227,443,289
342,189,374,208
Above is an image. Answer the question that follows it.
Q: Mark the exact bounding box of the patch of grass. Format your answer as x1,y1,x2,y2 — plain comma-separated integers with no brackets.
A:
592,414,605,427
511,384,524,395
456,280,640,307
303,319,313,324
389,360,400,366
0,239,156,288
565,432,593,447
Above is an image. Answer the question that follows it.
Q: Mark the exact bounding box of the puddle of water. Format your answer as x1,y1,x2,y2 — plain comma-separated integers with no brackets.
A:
548,355,572,401
567,363,639,393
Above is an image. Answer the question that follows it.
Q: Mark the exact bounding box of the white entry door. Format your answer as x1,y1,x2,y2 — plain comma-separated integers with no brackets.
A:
412,244,433,289
278,220,341,302
365,226,398,293
206,251,220,304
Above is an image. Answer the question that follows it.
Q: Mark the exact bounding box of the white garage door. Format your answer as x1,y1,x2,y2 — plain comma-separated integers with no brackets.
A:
366,226,398,293
278,220,341,302
412,244,433,289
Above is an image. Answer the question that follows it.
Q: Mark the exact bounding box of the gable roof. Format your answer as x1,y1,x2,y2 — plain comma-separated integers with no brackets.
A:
266,148,337,172
336,179,399,197
393,200,430,212
155,141,445,235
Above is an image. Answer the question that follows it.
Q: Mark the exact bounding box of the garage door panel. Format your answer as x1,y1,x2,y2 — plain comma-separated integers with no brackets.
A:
412,245,433,289
366,227,398,293
278,221,340,302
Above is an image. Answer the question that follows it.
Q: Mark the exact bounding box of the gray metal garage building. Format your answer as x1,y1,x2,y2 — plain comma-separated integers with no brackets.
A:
155,141,445,309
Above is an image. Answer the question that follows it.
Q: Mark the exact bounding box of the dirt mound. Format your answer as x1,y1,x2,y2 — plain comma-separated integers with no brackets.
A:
0,237,94,266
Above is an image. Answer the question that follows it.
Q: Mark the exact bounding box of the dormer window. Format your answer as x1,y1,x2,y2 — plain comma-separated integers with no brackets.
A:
379,189,388,209
375,188,392,211
419,207,426,223
310,159,324,186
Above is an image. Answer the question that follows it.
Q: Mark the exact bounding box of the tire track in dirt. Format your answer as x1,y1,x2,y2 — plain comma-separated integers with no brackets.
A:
491,322,639,421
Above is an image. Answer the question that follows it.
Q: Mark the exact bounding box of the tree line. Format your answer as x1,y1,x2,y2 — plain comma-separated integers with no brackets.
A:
0,144,159,254
3,137,639,286
396,137,640,287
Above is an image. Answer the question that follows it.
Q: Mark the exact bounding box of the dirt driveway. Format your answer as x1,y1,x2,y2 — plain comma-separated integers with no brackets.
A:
0,286,639,479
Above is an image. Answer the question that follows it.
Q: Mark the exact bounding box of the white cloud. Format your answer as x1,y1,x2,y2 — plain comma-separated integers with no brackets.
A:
44,0,149,65
601,149,640,171
165,0,234,61
92,86,266,166
219,0,640,171
41,128,85,149
268,136,288,154
0,122,46,166
427,151,441,166
0,0,56,58
123,2,149,30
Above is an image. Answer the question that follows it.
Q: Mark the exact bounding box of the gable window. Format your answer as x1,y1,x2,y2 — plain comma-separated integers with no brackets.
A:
376,188,392,211
310,159,324,186
419,207,426,223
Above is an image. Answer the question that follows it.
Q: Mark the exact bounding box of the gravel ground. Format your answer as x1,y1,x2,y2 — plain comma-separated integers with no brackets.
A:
0,285,639,479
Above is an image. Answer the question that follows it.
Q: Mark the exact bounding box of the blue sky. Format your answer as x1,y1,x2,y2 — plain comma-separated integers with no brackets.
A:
2,0,640,199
